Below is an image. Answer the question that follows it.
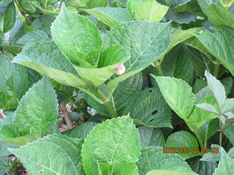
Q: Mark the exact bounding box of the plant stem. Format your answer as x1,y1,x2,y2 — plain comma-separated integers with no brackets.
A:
213,59,221,78
152,61,163,76
219,120,223,146
97,89,117,118
194,131,204,148
60,101,73,129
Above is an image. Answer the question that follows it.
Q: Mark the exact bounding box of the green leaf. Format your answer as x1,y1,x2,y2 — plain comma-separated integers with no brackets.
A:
83,7,132,28
13,76,58,134
9,134,85,174
0,55,29,109
196,86,212,103
147,170,192,175
184,45,214,78
30,1,59,15
137,146,197,175
195,103,218,114
193,79,207,94
221,76,233,96
41,0,58,6
153,75,196,120
1,132,42,146
12,42,96,99
205,70,226,108
138,126,165,148
74,45,130,87
223,119,234,146
165,131,202,159
69,122,98,139
195,26,234,76
0,156,13,175
127,0,148,18
0,45,22,56
3,1,16,33
51,4,102,66
16,30,50,50
85,0,107,8
84,73,142,116
81,116,141,175
187,156,217,175
208,4,234,28
188,96,217,131
221,99,234,114
171,0,191,8
151,44,194,86
155,27,201,64
2,0,12,6
98,162,138,175
197,0,220,15
19,0,36,13
213,146,234,175
171,12,196,24
133,0,169,22
123,88,172,128
0,142,19,156
112,0,127,7
196,118,219,143
103,21,170,92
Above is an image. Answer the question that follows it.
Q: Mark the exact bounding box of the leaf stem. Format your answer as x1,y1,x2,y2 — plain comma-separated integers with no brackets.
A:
152,61,164,76
97,89,117,118
219,120,223,146
213,59,221,78
60,101,73,129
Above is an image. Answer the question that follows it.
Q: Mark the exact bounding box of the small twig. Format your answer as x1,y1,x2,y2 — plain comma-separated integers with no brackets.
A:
60,101,73,129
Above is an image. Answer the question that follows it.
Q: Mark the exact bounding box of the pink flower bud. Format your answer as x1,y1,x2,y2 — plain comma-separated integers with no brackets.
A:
111,63,126,75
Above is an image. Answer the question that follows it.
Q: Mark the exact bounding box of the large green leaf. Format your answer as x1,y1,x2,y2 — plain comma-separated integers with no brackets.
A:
153,76,196,120
103,21,170,93
51,4,102,66
83,7,132,28
14,76,58,134
0,76,58,142
165,131,202,159
16,30,50,50
195,26,234,76
112,0,127,7
86,0,107,8
147,170,192,175
81,116,141,175
208,4,234,28
151,44,194,85
9,135,85,174
138,126,165,148
223,119,234,146
133,0,169,22
154,27,201,64
137,146,197,175
19,0,36,13
122,88,172,128
171,0,191,8
12,42,98,99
